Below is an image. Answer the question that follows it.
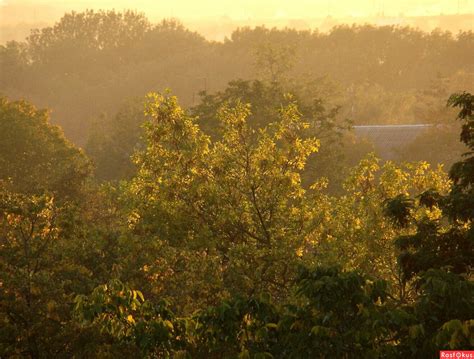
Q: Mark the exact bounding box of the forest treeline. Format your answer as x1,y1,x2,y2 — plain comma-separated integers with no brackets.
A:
2,10,473,184
1,10,473,141
0,89,473,357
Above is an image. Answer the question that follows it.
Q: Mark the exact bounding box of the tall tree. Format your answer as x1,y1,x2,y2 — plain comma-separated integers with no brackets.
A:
0,97,91,199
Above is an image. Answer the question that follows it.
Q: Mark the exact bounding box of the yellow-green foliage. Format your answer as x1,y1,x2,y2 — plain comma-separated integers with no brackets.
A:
307,154,451,299
125,93,321,310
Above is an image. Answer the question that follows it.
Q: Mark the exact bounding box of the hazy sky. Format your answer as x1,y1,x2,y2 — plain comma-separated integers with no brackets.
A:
1,0,473,22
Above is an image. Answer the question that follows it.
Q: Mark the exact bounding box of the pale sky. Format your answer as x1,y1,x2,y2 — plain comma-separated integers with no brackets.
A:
1,0,473,42
1,0,473,21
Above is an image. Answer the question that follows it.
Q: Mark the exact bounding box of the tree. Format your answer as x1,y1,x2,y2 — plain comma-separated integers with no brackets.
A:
384,92,474,356
0,187,106,357
0,41,29,95
0,97,139,357
0,190,61,357
385,92,473,278
73,267,398,358
312,154,450,302
0,97,91,199
254,42,296,83
71,92,472,357
192,79,353,192
85,99,145,181
125,92,322,310
27,10,150,70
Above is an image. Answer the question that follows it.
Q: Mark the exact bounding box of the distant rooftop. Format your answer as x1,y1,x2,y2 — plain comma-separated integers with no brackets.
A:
353,124,433,159
354,124,432,129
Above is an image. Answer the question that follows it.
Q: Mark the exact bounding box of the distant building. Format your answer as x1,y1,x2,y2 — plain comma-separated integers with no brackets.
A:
353,124,433,159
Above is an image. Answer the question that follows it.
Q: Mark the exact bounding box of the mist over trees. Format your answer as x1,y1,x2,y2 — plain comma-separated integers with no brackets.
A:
1,10,472,181
0,9,473,358
1,10,473,138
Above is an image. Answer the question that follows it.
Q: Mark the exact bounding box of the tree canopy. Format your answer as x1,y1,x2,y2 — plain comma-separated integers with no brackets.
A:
0,97,91,198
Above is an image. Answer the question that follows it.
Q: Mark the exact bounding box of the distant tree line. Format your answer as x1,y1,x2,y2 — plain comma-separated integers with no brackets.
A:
1,10,473,145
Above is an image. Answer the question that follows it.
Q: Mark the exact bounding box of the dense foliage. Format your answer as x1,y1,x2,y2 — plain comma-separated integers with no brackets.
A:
0,97,91,198
0,90,472,357
0,10,473,357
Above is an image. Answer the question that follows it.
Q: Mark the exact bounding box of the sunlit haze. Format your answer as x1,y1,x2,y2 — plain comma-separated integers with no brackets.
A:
1,0,474,356
1,0,473,41
2,0,474,18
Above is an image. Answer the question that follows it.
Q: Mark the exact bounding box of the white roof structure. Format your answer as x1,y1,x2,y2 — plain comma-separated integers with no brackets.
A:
353,124,433,159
